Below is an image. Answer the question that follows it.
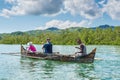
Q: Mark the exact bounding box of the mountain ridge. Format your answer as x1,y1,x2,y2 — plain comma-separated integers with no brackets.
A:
0,24,115,36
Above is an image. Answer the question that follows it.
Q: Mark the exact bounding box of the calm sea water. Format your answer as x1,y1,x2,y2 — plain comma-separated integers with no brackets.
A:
0,44,120,80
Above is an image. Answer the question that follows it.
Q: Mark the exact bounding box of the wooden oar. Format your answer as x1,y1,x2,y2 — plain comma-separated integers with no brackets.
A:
1,52,20,56
95,58,103,60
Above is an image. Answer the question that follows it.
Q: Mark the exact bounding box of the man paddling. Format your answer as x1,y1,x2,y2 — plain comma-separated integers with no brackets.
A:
42,38,53,54
74,38,87,57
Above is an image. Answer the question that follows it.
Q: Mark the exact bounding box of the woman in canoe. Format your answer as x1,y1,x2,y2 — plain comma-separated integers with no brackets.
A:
27,42,37,53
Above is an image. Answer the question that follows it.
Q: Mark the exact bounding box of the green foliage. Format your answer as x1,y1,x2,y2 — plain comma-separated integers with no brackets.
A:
0,27,120,45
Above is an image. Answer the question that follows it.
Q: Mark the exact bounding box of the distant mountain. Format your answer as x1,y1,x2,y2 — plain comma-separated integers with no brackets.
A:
90,24,114,30
24,27,60,36
65,27,85,32
0,25,116,36
98,24,114,29
46,27,60,31
11,31,24,35
44,25,114,31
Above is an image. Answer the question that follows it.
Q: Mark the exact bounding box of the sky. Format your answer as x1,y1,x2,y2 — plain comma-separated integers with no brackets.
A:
0,0,120,33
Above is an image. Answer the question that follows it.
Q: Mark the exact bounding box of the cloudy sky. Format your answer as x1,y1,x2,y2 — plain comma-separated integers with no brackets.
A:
0,0,120,33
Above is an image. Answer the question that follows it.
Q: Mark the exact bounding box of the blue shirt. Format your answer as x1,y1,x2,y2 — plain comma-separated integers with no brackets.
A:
43,42,52,54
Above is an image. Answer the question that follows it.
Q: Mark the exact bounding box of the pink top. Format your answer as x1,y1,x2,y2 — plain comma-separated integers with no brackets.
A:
28,45,37,52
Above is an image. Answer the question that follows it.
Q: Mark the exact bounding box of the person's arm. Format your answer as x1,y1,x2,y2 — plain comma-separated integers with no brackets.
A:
80,45,84,53
75,47,80,49
27,46,31,52
42,44,45,53
42,44,47,50
75,44,83,50
42,44,45,49
75,46,81,54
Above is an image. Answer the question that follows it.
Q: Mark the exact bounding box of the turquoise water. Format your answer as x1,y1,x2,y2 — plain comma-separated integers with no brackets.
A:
0,44,120,80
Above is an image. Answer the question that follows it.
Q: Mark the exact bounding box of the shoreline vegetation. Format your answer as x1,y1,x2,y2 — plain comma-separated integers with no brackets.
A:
0,27,120,45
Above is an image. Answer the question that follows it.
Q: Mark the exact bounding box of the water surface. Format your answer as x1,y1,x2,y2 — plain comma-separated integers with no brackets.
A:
0,44,120,80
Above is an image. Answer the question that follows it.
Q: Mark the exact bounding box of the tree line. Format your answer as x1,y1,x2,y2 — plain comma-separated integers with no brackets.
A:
0,27,120,45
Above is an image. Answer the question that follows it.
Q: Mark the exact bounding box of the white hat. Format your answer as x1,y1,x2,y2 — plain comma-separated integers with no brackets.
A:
27,42,32,46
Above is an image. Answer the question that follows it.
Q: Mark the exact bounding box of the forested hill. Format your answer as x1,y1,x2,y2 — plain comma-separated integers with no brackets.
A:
0,25,120,45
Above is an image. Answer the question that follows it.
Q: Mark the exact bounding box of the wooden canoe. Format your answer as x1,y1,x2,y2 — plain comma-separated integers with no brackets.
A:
21,45,96,63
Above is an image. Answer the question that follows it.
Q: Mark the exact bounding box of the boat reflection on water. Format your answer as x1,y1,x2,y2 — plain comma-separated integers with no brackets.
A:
20,57,62,79
74,63,95,80
40,60,55,79
20,57,97,80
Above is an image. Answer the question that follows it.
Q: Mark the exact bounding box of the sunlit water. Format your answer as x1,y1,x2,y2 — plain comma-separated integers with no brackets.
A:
0,44,120,80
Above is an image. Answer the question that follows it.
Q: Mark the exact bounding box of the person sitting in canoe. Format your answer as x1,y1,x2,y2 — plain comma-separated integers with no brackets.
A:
74,38,87,57
27,42,37,53
42,38,53,54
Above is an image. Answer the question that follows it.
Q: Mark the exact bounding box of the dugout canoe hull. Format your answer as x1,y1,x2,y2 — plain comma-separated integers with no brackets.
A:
21,45,96,63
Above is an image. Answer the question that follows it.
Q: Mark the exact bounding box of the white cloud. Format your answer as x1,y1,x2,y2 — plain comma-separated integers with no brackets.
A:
0,0,64,17
64,0,120,20
1,0,103,19
64,0,103,20
103,0,120,20
1,0,120,21
36,20,90,30
0,6,25,18
5,0,16,4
